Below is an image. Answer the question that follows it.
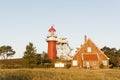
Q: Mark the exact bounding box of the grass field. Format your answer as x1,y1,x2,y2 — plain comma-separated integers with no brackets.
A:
0,68,120,80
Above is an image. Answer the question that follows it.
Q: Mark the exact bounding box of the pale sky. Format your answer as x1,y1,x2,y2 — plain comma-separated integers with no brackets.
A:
0,0,120,58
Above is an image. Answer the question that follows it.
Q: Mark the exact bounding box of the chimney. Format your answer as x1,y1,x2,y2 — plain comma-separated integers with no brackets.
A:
81,44,82,47
84,35,87,43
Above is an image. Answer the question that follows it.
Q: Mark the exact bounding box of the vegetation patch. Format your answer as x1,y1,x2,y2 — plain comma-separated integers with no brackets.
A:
0,69,120,80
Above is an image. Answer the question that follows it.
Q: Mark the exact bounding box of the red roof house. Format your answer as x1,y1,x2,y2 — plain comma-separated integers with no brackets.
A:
72,36,109,69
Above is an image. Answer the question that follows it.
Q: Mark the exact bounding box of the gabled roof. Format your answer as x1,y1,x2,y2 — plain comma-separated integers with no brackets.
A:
86,39,109,60
82,54,99,61
48,26,56,32
73,37,109,60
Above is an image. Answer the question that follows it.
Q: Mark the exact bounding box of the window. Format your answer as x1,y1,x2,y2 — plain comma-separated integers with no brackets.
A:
72,60,78,66
87,47,91,53
103,60,107,66
93,61,96,65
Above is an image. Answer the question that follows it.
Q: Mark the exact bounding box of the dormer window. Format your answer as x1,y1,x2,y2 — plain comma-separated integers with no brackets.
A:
87,47,91,53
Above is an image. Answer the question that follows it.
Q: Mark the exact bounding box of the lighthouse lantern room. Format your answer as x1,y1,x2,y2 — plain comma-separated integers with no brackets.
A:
46,26,57,60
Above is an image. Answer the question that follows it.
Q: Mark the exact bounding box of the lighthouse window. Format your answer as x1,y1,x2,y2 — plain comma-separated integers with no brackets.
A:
87,47,91,53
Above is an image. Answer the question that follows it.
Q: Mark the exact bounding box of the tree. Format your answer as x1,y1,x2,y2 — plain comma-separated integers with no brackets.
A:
23,42,37,67
101,46,119,67
23,42,36,59
0,45,15,59
101,46,117,56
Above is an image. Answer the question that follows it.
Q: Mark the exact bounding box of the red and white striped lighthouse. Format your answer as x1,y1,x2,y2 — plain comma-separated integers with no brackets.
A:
46,26,57,60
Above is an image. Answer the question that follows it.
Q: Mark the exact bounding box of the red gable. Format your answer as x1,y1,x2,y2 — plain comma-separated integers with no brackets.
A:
83,54,98,61
48,26,56,32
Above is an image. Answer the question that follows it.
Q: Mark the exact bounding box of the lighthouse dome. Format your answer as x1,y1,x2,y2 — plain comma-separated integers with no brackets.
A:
48,26,56,32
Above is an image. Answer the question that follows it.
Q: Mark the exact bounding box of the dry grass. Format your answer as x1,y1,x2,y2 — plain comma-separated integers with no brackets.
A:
0,68,120,80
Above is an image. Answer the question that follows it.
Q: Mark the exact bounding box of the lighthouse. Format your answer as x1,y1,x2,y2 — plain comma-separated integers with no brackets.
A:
46,26,57,60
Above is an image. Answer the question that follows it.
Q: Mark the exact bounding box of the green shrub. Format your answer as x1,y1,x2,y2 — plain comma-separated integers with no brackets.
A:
66,63,71,69
100,64,104,68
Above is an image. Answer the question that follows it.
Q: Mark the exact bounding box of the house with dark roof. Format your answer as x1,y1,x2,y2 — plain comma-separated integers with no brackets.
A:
72,36,109,69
